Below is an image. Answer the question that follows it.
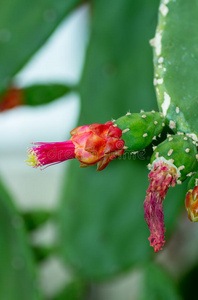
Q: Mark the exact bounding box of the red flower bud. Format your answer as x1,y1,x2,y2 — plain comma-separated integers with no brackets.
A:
185,186,198,222
26,121,125,170
144,158,179,252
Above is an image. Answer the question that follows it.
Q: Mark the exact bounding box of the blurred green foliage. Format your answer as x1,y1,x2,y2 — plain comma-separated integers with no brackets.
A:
0,0,82,94
0,178,41,300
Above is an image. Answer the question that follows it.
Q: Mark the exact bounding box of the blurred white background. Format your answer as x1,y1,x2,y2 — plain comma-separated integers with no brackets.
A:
0,4,89,211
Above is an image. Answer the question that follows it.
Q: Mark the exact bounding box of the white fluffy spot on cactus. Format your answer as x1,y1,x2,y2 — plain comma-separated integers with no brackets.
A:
178,165,185,171
176,107,180,114
151,156,181,177
159,3,169,17
150,31,162,56
122,128,130,133
155,31,162,56
158,57,164,64
149,38,155,47
168,149,173,156
185,148,190,153
161,92,171,116
186,133,198,145
156,87,160,95
143,133,148,137
126,112,131,116
147,163,152,170
177,180,182,185
196,154,198,160
169,120,176,129
169,158,174,164
153,78,163,86
187,172,193,177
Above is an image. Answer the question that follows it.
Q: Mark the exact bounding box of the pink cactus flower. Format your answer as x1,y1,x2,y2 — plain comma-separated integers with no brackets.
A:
144,158,179,252
185,186,198,222
26,121,125,171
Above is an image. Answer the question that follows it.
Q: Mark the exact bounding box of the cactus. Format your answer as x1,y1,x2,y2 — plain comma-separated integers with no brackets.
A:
115,111,165,151
26,0,198,255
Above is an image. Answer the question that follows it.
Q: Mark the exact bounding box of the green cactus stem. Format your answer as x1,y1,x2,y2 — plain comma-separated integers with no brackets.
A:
150,134,198,181
115,111,165,151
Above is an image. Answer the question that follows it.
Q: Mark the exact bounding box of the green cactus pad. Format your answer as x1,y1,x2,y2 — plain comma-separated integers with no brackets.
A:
151,135,197,181
152,0,198,140
188,172,198,190
116,111,165,151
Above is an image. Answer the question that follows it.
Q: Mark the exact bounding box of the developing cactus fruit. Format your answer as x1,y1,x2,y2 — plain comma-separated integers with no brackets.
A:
115,111,165,151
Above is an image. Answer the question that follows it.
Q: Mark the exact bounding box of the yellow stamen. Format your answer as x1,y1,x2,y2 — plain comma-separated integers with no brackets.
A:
26,154,39,167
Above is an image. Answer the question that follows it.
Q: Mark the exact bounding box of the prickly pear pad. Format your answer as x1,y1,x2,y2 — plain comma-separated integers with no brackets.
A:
152,0,198,137
116,112,165,151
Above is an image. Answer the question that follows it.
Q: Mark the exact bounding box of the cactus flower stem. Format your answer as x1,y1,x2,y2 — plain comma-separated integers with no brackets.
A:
144,157,180,252
26,121,125,171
